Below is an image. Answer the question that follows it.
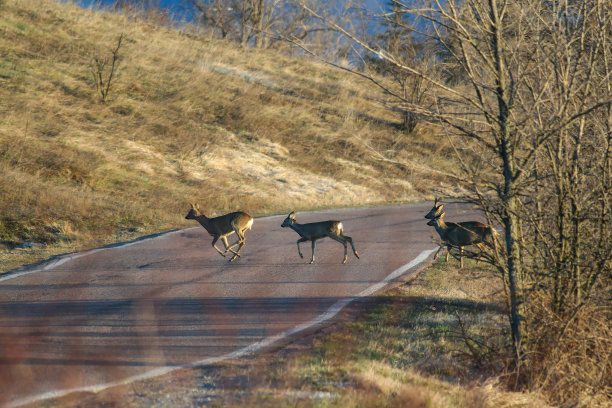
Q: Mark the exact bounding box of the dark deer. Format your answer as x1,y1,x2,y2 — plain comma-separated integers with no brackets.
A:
185,203,253,262
425,198,496,268
281,211,359,264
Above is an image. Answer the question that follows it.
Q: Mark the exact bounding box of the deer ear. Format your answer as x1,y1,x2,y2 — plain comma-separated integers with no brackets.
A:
289,211,296,219
195,203,200,209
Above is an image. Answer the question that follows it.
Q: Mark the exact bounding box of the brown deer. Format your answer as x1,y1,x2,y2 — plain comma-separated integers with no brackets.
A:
425,198,496,268
185,203,253,262
281,211,360,264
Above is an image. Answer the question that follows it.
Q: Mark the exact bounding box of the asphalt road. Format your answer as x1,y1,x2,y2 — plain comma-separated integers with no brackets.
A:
0,202,469,407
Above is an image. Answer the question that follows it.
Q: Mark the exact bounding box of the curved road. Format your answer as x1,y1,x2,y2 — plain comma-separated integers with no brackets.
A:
0,202,472,407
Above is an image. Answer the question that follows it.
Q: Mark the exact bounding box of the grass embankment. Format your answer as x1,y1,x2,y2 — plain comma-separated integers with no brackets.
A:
38,259,550,408
0,0,458,273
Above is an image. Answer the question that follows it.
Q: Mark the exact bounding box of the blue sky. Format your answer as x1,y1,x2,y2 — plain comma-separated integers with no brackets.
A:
75,0,392,22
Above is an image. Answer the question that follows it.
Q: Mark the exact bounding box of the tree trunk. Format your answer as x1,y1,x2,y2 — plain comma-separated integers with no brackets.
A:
254,0,265,48
489,0,526,367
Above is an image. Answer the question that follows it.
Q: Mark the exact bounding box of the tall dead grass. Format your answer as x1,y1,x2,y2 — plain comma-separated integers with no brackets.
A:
526,292,611,407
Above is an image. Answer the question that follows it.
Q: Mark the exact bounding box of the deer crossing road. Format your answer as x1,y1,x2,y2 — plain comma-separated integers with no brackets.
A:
0,203,478,407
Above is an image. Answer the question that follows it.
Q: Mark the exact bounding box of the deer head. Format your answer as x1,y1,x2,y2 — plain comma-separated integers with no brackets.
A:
185,203,202,220
425,197,444,219
281,211,296,228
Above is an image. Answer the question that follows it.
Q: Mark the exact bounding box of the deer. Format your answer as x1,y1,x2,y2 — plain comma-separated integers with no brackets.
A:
281,211,360,264
185,203,253,262
425,198,497,268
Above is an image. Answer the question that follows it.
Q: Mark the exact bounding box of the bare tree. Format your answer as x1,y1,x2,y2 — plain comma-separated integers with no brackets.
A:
188,0,306,49
294,0,612,397
365,1,434,131
188,0,361,56
90,34,124,102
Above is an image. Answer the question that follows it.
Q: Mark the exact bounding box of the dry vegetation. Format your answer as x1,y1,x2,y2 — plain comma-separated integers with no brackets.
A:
0,0,458,273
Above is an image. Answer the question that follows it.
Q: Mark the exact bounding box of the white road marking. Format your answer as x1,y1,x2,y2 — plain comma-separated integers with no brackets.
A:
5,248,435,408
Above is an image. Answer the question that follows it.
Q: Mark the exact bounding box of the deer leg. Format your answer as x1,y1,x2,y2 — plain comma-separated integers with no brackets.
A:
433,245,444,260
342,234,359,259
328,234,350,263
225,231,241,251
220,236,231,253
459,246,464,269
296,237,308,259
221,236,241,258
445,245,451,262
228,250,242,262
211,236,226,258
329,235,359,263
233,238,246,255
221,236,243,262
309,240,317,264
228,226,246,248
229,235,248,262
474,243,485,265
228,228,249,262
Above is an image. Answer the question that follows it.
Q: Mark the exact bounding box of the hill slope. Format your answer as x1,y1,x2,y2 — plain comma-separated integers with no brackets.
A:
0,0,455,271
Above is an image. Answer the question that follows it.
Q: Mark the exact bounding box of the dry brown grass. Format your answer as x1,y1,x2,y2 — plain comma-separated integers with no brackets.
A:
0,0,458,272
526,292,611,407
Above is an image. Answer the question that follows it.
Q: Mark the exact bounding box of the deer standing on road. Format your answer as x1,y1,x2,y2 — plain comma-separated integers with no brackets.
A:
425,198,496,268
281,211,360,264
185,203,253,262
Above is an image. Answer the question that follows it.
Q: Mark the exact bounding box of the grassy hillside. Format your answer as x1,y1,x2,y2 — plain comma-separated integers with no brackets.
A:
0,0,457,272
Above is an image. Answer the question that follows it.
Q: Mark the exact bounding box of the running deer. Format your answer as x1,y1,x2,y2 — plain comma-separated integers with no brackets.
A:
185,203,253,262
281,211,360,264
425,199,496,268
